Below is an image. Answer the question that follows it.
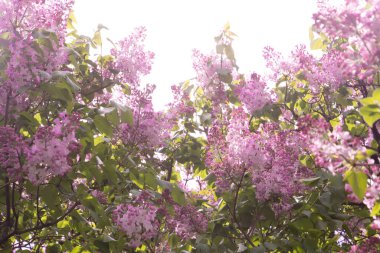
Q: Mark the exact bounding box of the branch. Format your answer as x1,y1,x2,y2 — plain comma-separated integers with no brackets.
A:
226,170,255,248
5,177,11,228
371,121,380,165
11,183,18,233
165,158,174,181
81,81,114,97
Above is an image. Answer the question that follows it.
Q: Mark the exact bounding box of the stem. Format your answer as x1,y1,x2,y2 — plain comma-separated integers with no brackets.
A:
5,177,11,227
146,242,155,253
227,170,255,248
165,158,174,181
371,123,380,165
81,81,114,97
36,186,43,225
11,183,18,232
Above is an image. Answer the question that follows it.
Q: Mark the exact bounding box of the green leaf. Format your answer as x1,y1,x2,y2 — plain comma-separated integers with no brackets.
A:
70,246,82,253
310,38,323,50
18,112,40,128
300,176,320,186
172,185,186,205
98,107,116,115
99,234,116,242
94,241,110,253
216,44,224,54
157,179,173,191
299,154,315,169
345,169,367,200
51,71,71,80
263,242,277,251
40,185,59,209
309,26,314,41
92,31,102,47
46,244,62,253
359,104,380,126
371,202,380,216
361,97,376,106
105,109,119,127
57,220,70,229
80,194,108,227
87,165,103,183
65,76,81,92
291,217,314,231
67,11,77,28
103,160,118,185
44,82,74,112
218,72,233,83
319,192,332,208
224,44,235,63
196,243,210,253
373,88,380,101
130,172,144,189
119,107,134,126
145,173,158,189
93,115,113,136
97,24,108,31
359,89,380,126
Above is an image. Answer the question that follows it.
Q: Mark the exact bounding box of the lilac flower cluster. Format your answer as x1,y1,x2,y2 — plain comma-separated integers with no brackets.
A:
24,112,79,184
110,27,154,85
113,202,158,248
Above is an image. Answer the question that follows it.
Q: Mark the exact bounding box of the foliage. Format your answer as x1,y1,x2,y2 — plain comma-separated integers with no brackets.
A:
1,0,380,252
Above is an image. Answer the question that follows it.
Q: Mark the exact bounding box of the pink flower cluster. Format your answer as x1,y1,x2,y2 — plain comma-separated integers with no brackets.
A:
117,84,170,151
225,108,265,169
252,123,310,212
161,189,209,241
364,176,380,211
263,45,315,83
166,84,195,121
167,205,208,240
91,190,108,205
348,236,380,253
371,218,380,231
308,123,366,174
263,0,380,96
307,50,347,92
110,27,154,85
263,45,348,94
113,190,208,247
0,0,74,40
113,202,158,248
313,0,380,82
24,112,79,184
206,109,310,211
234,73,273,113
205,113,259,191
205,123,233,190
192,49,234,104
0,0,73,117
0,127,24,179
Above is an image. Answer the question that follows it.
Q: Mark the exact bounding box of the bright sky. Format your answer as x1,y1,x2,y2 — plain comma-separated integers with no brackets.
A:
74,0,318,109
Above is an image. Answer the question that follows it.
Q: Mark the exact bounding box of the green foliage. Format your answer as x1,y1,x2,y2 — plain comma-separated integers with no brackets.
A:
360,89,380,126
345,169,367,200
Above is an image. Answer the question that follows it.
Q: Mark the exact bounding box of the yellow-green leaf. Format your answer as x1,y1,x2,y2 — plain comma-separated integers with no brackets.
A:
345,169,367,200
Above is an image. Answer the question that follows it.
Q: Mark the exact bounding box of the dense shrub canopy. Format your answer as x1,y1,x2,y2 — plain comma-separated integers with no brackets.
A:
1,0,380,252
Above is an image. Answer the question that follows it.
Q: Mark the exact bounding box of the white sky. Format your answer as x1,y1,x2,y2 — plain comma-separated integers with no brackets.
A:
74,0,319,109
